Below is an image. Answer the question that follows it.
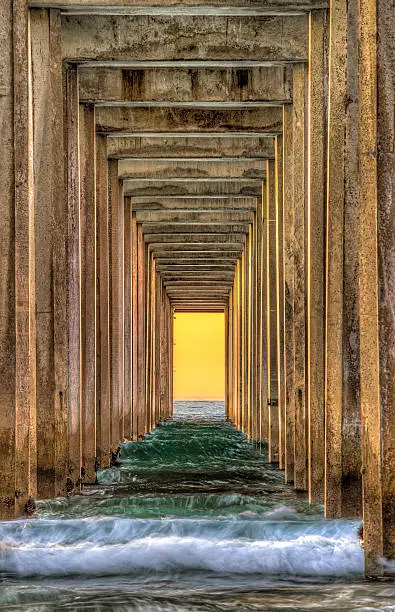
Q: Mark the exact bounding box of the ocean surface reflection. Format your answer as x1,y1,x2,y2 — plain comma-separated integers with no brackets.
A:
0,401,393,610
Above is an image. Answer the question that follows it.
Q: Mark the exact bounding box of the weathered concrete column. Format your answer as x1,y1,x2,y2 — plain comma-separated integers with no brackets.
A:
168,297,174,416
240,249,246,431
31,8,67,498
65,64,82,489
377,0,395,566
260,183,269,444
154,270,162,423
275,136,285,469
136,223,146,436
266,160,279,463
292,65,307,489
108,160,124,449
307,10,328,503
357,0,393,576
131,211,138,439
124,197,132,439
0,0,36,517
232,269,240,428
325,0,362,518
145,245,152,432
282,105,295,484
96,135,111,467
248,224,255,439
79,103,96,483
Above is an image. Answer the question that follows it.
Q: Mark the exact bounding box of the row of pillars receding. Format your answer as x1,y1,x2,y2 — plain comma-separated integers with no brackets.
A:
0,0,394,579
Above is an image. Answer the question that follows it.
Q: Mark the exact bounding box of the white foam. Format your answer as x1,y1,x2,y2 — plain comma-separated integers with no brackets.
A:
0,516,364,578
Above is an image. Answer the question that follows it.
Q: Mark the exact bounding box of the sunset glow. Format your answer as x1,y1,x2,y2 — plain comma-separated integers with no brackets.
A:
173,313,225,401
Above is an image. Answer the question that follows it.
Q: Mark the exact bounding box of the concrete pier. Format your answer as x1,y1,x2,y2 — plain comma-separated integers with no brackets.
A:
0,0,393,577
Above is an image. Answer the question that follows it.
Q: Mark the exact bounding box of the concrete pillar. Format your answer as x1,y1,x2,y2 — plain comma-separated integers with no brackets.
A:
169,298,174,416
275,136,285,469
108,160,124,448
155,270,162,423
137,223,146,436
145,245,152,432
325,0,362,518
31,8,67,498
131,212,138,439
247,226,253,437
377,0,395,566
240,249,246,431
0,0,36,517
282,104,295,484
357,0,388,577
266,160,279,463
79,103,96,483
307,10,328,503
96,135,111,467
65,64,82,489
232,270,240,428
260,182,269,444
124,197,132,439
292,65,307,489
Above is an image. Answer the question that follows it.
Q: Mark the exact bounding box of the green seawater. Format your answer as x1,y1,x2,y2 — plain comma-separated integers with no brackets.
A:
0,402,393,611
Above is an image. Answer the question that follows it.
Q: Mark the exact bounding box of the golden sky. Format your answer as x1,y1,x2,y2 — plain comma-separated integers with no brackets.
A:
173,312,225,400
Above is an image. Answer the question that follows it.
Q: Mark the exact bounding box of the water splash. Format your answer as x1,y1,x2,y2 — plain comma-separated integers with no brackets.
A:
0,401,389,610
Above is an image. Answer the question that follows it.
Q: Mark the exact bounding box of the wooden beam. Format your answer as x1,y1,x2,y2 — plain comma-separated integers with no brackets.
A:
61,15,308,61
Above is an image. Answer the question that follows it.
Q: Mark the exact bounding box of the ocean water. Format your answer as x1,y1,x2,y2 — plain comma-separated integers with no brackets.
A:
0,401,393,610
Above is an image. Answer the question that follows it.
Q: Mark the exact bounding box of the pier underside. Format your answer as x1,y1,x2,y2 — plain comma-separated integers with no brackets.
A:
0,0,393,580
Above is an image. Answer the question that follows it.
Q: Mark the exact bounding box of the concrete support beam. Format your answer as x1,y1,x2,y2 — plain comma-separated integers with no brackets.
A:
96,106,282,134
61,14,308,62
125,180,262,197
144,234,246,245
119,158,266,179
142,223,250,235
31,8,67,499
129,197,258,212
31,1,328,14
108,136,275,159
136,211,254,224
79,66,292,103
